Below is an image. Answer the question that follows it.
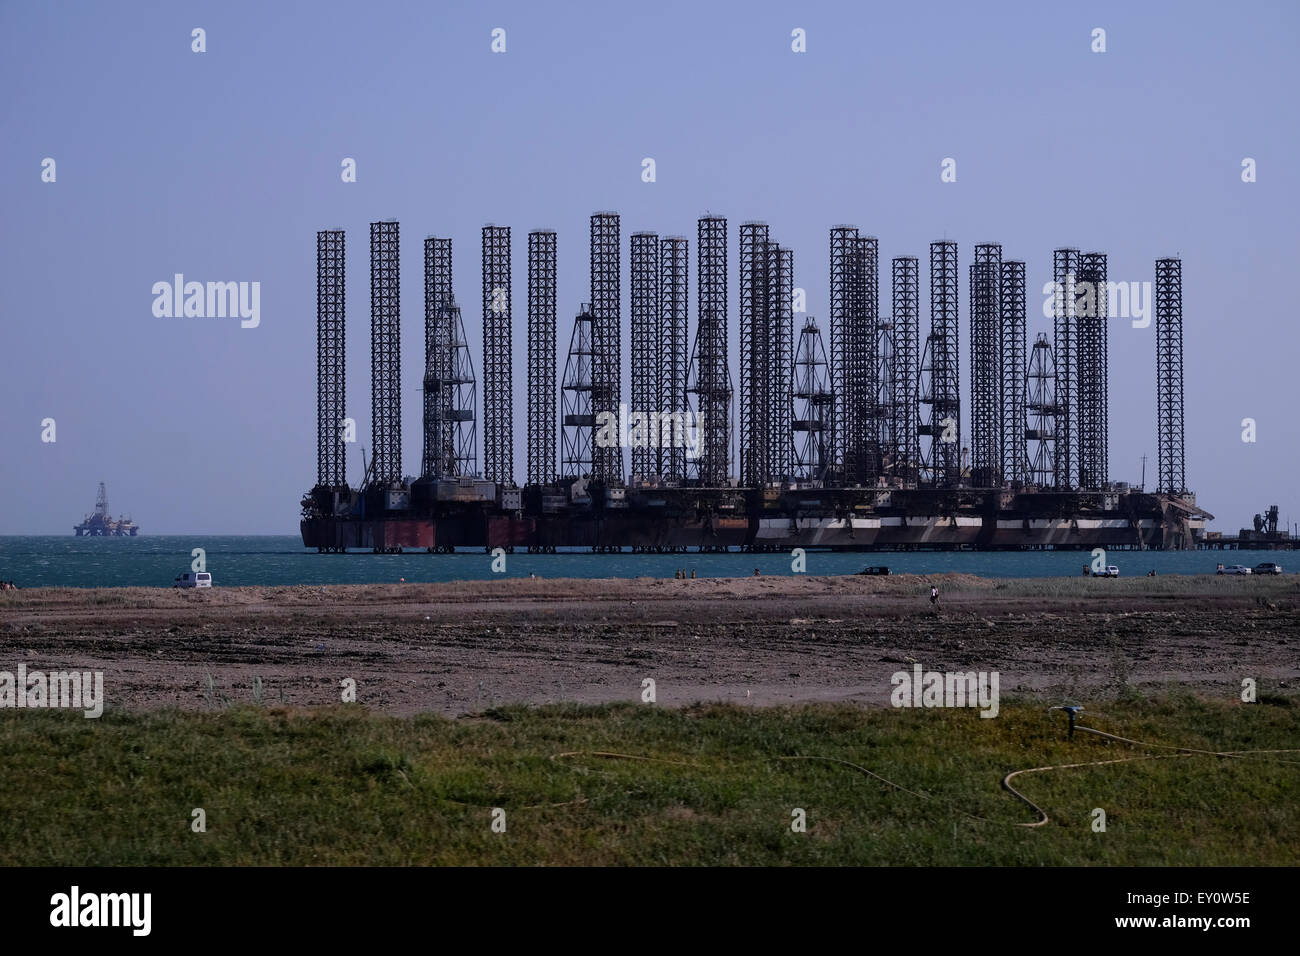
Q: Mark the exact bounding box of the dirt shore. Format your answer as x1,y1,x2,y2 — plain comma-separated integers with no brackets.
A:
1,574,1296,714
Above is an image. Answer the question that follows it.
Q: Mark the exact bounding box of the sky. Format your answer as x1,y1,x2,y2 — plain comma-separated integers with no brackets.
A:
1,0,1296,534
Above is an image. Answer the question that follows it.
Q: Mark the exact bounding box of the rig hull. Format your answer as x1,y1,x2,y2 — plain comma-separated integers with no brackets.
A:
301,486,1209,553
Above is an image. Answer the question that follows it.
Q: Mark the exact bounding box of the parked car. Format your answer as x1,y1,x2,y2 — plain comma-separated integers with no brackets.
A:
1097,565,1120,578
173,571,212,588
1253,562,1283,575
1216,564,1252,575
857,565,891,576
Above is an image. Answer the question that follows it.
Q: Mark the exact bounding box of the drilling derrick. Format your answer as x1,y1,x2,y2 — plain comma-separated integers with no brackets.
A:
1077,252,1109,490
527,230,557,486
482,225,514,485
690,215,730,485
689,310,732,486
792,316,833,482
316,229,346,490
1025,332,1058,488
368,220,401,487
919,240,960,487
890,256,920,485
589,213,623,483
423,298,477,479
876,315,896,479
659,236,689,482
918,337,939,485
630,232,660,481
561,306,595,480
422,236,476,480
1155,257,1186,495
740,222,772,487
969,243,1001,487
1052,248,1080,489
999,260,1027,484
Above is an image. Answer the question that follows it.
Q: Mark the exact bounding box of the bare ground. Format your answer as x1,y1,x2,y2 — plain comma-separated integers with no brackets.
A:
1,573,1297,714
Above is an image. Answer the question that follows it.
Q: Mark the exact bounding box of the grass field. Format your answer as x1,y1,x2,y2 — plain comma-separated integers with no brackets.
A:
1,693,1296,866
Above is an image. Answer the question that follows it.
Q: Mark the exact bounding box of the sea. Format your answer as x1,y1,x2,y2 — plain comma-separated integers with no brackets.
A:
0,536,1283,589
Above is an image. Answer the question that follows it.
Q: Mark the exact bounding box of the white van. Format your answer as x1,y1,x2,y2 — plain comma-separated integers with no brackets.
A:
173,572,212,588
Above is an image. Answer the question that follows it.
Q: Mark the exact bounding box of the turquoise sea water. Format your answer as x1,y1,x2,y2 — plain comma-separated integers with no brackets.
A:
0,536,1286,588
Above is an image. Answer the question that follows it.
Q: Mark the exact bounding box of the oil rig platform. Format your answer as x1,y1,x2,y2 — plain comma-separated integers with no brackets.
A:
301,217,1210,553
75,482,139,536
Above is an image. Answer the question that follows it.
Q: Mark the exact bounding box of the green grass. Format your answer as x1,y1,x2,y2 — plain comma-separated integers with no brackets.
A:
1,695,1296,865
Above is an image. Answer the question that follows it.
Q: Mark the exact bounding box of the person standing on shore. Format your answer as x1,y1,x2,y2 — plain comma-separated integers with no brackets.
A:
929,585,939,608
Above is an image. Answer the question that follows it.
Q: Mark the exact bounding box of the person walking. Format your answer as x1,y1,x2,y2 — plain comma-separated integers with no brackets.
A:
929,584,939,608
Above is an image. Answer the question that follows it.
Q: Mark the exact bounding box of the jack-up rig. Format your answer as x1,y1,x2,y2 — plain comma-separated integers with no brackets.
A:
301,217,1211,553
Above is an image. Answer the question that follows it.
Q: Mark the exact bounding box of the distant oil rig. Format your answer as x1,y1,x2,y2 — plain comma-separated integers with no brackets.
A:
74,482,139,536
1202,504,1295,551
301,215,1211,553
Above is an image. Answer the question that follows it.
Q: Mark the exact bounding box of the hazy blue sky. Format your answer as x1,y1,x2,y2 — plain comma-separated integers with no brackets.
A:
2,0,1296,534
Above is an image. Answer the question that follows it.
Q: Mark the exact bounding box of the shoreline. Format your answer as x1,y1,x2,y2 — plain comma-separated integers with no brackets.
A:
2,574,1296,716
